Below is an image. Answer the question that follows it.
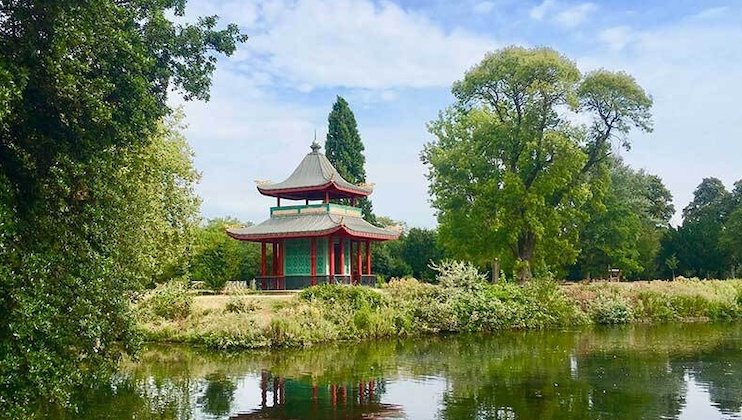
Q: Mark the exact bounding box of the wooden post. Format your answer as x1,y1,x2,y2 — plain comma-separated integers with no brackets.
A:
310,237,317,285
277,197,281,207
365,240,371,275
328,236,335,283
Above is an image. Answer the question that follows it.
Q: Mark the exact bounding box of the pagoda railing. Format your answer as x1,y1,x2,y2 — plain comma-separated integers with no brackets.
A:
255,275,376,290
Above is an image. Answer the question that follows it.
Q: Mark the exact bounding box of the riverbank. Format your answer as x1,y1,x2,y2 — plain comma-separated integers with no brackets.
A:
134,277,742,349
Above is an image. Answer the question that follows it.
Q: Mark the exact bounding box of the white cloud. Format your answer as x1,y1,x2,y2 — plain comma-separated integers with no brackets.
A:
473,1,496,14
553,2,596,28
598,25,633,51
243,0,497,90
581,20,742,225
691,6,729,20
529,0,556,20
529,0,596,28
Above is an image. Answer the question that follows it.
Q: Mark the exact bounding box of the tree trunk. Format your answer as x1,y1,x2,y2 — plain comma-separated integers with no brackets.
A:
492,258,500,284
515,231,536,284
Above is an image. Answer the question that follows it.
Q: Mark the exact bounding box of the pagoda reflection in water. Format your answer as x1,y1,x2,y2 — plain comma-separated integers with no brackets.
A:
230,371,404,419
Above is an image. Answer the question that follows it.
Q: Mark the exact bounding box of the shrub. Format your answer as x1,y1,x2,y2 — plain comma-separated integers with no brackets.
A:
136,279,193,321
299,284,385,309
225,296,258,313
431,260,487,291
589,293,634,325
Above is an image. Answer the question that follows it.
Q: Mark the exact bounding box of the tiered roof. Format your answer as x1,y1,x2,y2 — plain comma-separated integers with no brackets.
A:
227,143,400,242
256,142,373,201
226,204,399,241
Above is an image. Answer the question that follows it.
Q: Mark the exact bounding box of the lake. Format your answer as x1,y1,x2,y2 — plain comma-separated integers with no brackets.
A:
51,323,742,419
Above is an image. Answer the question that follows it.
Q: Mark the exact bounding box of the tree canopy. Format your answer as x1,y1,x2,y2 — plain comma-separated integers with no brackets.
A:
0,1,245,415
325,96,376,224
422,46,653,281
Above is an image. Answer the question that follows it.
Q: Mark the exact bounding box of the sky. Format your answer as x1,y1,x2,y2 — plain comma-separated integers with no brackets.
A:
173,0,742,228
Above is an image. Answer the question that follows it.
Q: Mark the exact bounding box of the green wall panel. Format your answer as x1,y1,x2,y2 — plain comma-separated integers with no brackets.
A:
315,238,327,275
284,239,311,275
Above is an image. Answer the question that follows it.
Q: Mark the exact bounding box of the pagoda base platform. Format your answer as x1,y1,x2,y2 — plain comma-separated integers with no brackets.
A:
256,275,377,290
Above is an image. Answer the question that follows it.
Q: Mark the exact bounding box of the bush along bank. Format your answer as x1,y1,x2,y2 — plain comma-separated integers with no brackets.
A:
134,262,742,349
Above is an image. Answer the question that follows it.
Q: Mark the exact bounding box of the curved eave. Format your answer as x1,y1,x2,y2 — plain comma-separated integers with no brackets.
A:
257,181,372,200
226,225,399,242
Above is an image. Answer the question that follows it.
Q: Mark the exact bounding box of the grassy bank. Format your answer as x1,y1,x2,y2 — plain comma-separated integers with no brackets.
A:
134,275,742,349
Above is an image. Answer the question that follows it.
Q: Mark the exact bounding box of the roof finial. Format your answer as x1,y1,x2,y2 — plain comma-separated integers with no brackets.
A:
310,130,321,153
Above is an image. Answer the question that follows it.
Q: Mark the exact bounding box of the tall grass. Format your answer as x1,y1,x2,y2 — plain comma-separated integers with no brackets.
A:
136,274,742,350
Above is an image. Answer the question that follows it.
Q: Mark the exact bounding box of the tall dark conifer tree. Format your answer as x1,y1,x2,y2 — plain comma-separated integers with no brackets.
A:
325,96,377,224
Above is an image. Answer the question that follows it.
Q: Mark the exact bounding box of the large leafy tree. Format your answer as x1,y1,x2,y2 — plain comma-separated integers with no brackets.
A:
401,228,447,282
668,178,734,278
571,158,673,280
190,218,261,291
0,0,245,414
422,47,652,281
325,96,376,224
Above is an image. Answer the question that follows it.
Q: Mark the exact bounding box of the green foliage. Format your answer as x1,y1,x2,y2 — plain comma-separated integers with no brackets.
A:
224,296,258,314
299,284,385,309
589,293,635,324
423,47,652,281
136,280,193,321
401,228,447,281
325,96,376,223
661,178,735,279
431,260,487,291
190,217,260,291
0,1,245,414
372,238,413,279
572,157,673,280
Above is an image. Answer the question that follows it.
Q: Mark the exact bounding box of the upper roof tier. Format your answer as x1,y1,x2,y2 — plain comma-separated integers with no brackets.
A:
257,142,373,200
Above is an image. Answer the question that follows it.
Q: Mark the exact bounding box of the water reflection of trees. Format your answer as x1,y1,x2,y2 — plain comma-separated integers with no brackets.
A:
48,323,742,420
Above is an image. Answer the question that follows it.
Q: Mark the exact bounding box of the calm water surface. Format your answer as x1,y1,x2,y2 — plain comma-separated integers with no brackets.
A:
54,323,742,419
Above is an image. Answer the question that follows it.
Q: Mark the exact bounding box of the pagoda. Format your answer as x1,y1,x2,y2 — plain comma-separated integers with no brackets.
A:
226,141,400,290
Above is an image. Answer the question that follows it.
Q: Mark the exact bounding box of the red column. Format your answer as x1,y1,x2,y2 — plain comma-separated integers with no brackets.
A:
328,236,335,283
365,240,371,275
310,237,317,285
356,241,362,284
339,238,345,276
261,242,267,276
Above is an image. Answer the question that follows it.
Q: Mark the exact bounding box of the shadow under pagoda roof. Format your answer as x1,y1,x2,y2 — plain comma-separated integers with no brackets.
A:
226,206,400,242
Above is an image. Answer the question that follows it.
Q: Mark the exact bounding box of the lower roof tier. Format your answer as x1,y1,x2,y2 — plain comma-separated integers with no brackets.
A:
226,211,400,242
